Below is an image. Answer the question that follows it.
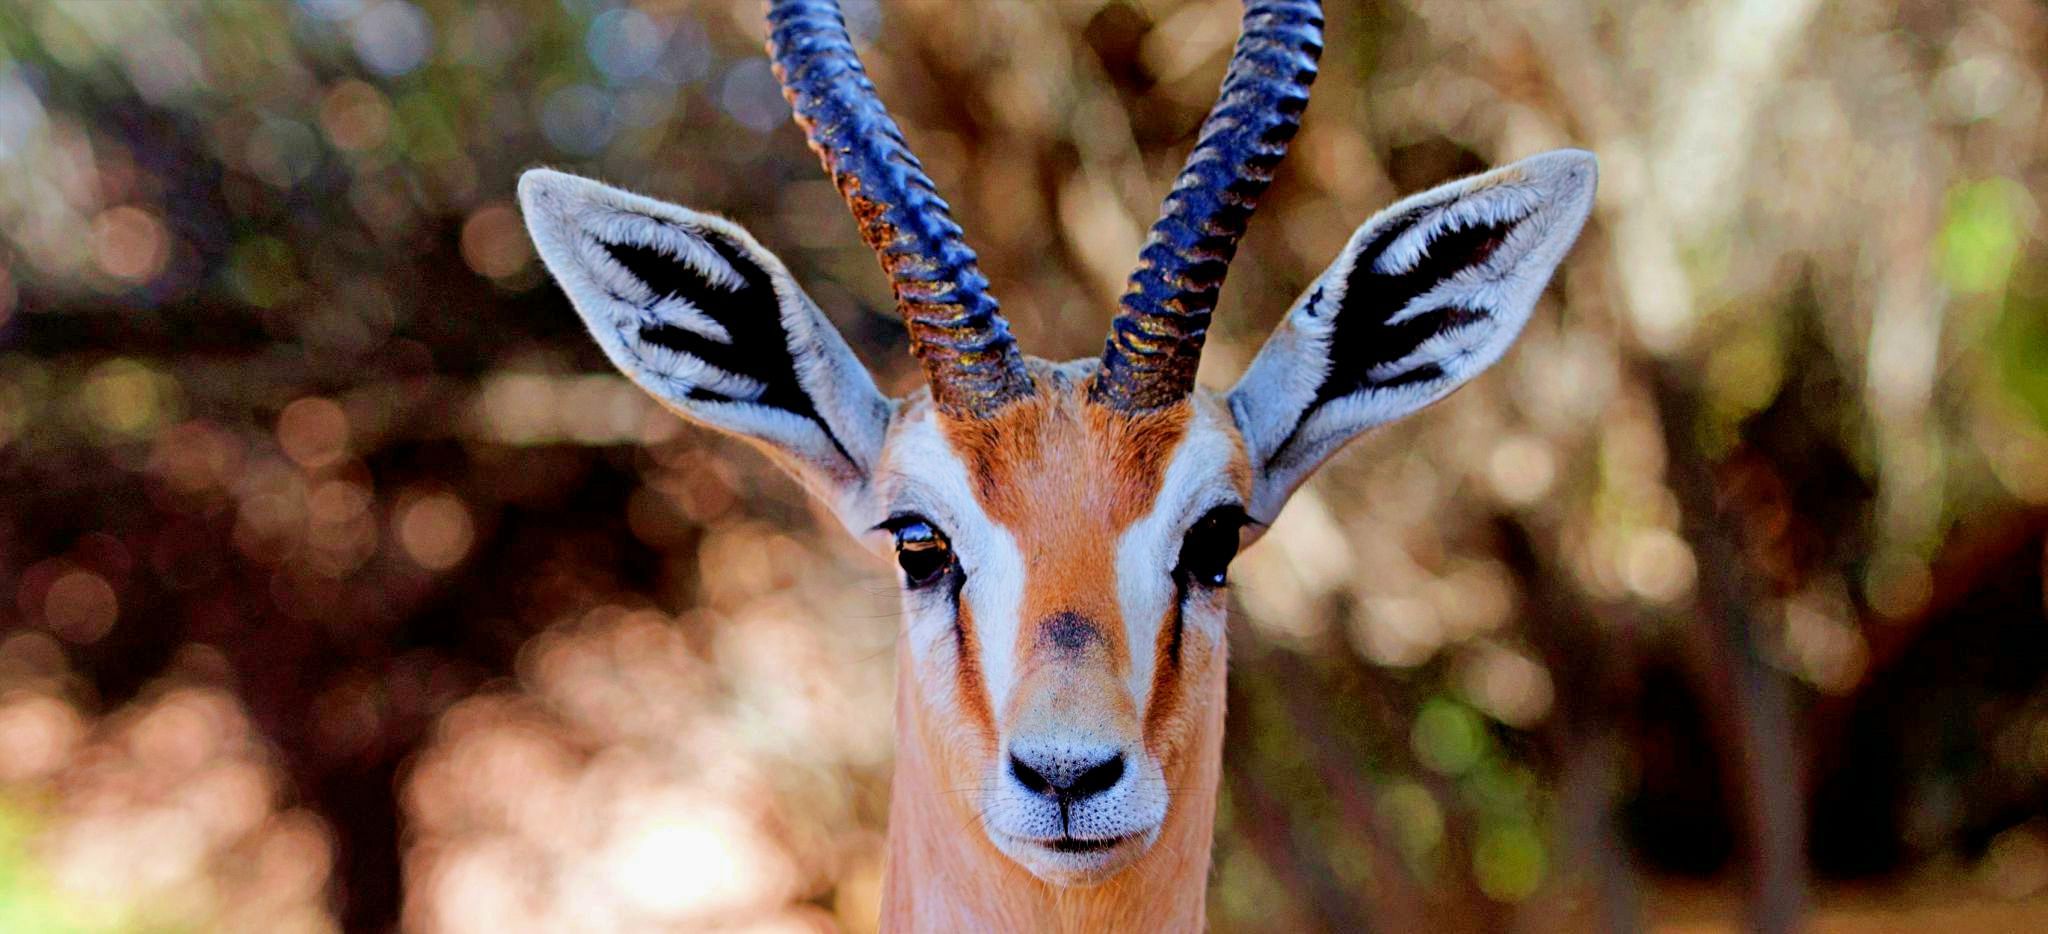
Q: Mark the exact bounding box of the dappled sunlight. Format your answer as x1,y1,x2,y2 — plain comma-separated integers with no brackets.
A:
0,0,2044,929
403,597,891,932
0,649,334,932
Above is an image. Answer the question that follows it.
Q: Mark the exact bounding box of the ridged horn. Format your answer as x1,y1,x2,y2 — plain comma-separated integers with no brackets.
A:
767,0,1032,418
1091,0,1324,413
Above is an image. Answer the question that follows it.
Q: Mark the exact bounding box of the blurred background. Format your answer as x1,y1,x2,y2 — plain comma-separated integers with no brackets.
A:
0,0,2045,930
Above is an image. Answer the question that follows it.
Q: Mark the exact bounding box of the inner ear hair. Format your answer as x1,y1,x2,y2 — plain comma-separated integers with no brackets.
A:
1310,191,1538,405
597,227,856,467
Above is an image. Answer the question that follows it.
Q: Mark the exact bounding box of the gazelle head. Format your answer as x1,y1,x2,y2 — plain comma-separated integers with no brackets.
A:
520,0,1593,888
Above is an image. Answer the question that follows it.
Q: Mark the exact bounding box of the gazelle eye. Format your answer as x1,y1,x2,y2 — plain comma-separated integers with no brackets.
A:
1176,505,1249,589
886,516,954,589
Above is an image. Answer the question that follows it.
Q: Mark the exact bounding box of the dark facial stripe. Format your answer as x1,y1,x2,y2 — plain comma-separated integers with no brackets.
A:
1142,595,1189,750
950,595,997,744
1163,592,1185,672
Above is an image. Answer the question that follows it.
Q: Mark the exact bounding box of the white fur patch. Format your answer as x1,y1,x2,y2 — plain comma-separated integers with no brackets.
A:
879,412,1027,707
1374,181,1545,279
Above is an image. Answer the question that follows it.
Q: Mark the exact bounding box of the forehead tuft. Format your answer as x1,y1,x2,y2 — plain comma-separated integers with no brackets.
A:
886,362,1252,527
935,365,1200,527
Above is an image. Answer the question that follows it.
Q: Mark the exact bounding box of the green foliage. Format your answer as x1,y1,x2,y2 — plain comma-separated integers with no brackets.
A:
1992,272,2048,430
0,798,131,934
1473,820,1546,902
1412,697,1488,776
1939,178,2031,297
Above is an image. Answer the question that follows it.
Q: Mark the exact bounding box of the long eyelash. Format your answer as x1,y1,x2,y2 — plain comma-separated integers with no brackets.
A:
873,512,928,534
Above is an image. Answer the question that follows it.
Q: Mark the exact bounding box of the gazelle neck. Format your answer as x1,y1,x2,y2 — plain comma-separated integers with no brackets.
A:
880,638,1228,932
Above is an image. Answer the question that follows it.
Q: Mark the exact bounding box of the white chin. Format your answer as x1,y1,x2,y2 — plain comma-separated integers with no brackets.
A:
989,826,1160,886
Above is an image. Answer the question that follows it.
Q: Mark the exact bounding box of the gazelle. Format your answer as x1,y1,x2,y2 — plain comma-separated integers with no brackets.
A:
518,0,1594,928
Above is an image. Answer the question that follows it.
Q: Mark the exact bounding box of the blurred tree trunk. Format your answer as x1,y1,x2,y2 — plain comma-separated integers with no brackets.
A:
1656,367,1809,932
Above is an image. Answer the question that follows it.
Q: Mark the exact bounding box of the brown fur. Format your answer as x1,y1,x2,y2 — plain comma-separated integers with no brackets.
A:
943,375,1191,672
879,370,1244,931
950,600,998,744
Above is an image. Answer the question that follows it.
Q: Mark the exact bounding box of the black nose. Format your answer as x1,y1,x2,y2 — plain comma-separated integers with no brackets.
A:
1009,747,1126,803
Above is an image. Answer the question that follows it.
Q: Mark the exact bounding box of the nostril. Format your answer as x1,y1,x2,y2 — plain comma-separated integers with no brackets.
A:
1010,753,1055,798
1009,746,1126,803
1067,753,1125,801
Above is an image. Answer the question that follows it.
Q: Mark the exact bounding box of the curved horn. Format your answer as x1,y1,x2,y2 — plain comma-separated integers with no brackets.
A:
767,0,1031,418
1090,0,1324,413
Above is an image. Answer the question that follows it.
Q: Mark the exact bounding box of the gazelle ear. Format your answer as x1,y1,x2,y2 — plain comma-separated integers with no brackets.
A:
1228,149,1596,522
519,169,894,531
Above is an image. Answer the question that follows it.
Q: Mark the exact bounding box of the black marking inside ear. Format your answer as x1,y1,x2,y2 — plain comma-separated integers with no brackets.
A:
602,228,854,467
1266,206,1527,465
1315,211,1522,404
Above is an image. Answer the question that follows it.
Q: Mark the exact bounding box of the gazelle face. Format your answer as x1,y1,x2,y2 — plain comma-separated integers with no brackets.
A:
876,367,1250,881
519,0,1593,891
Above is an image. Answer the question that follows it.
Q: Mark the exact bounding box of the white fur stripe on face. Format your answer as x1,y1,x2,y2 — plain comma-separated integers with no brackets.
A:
883,413,1027,708
1115,405,1243,707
